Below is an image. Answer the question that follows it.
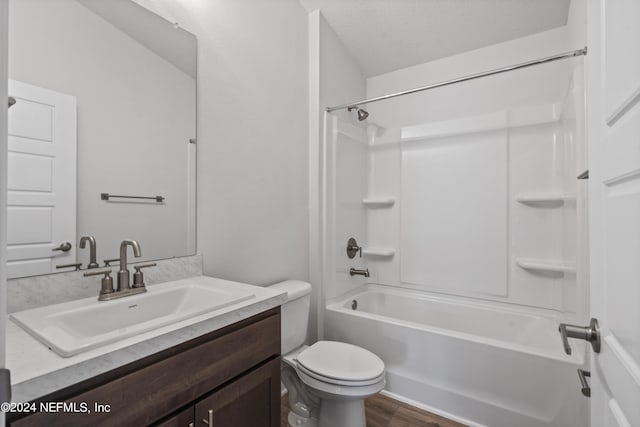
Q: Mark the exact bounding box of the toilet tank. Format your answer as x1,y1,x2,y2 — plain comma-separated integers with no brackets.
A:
268,280,311,354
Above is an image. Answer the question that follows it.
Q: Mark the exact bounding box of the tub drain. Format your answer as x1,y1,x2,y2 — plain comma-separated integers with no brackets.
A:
351,299,358,310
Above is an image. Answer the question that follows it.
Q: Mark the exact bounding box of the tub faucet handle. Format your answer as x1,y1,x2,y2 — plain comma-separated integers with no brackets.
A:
347,237,362,258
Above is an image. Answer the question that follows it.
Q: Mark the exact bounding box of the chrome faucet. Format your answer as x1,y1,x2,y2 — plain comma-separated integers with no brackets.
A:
117,239,142,291
350,268,370,278
79,235,99,269
83,239,153,301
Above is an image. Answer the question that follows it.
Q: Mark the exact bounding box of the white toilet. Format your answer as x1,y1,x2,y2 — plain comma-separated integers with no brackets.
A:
269,280,386,427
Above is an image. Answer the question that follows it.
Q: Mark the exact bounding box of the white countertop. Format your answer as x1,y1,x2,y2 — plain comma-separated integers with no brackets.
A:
6,276,286,403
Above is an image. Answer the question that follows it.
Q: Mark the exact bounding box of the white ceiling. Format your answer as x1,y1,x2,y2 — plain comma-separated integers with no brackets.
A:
299,0,571,77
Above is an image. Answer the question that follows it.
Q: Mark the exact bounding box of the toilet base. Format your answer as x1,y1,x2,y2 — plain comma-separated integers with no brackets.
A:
288,411,318,427
287,398,366,427
318,398,366,427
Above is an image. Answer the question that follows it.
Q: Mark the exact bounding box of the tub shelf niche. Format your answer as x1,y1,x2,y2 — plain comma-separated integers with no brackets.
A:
362,248,395,258
516,193,576,206
516,258,576,274
362,198,395,208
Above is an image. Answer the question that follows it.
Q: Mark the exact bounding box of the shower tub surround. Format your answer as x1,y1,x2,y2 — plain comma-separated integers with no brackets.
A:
327,95,583,313
323,99,586,426
321,29,588,427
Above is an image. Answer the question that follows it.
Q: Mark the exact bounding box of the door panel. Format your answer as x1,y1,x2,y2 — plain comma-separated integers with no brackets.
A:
6,207,51,244
604,398,631,427
588,0,640,426
6,79,76,278
603,0,640,119
7,97,53,141
7,152,52,191
603,177,640,366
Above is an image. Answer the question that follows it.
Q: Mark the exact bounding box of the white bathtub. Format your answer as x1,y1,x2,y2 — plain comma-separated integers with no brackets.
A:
325,284,588,427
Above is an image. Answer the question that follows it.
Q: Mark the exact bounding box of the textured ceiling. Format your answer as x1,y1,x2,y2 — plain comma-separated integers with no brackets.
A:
299,0,571,77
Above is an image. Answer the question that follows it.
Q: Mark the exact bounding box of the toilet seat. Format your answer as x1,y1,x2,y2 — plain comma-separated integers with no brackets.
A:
295,364,385,399
296,341,385,383
296,362,385,387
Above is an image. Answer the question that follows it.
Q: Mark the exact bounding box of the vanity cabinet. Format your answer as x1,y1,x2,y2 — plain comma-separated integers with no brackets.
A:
194,358,279,427
9,307,281,427
155,407,194,427
157,358,279,427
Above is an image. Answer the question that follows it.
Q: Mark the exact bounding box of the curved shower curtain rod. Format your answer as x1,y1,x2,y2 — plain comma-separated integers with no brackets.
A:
326,47,588,113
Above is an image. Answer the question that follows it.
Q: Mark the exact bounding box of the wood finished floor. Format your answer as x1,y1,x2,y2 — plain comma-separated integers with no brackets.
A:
281,393,467,427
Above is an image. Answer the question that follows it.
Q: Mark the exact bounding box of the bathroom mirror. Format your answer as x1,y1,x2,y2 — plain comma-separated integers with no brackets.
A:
6,0,197,278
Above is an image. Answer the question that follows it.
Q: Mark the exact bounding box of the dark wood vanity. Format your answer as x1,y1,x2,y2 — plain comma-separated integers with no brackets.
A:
8,307,281,427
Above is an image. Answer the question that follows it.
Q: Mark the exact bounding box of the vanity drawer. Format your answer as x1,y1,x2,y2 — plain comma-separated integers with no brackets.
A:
10,308,280,427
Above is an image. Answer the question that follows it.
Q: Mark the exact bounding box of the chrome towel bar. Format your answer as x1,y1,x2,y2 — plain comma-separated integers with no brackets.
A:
101,193,165,202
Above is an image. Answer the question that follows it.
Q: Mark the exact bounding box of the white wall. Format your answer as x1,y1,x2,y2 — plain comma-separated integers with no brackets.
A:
148,1,310,286
366,26,577,128
8,0,195,266
317,14,366,124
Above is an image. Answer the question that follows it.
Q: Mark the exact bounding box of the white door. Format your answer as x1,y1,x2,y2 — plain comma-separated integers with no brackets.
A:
587,0,640,426
6,80,76,278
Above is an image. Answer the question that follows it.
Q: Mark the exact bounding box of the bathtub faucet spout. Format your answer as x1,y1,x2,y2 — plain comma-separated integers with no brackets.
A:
350,268,370,278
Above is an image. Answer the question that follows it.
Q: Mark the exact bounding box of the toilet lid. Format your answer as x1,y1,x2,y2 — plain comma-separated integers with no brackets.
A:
296,361,385,387
296,341,385,382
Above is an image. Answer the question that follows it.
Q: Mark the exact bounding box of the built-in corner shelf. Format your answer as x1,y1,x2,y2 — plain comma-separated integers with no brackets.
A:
362,198,395,208
516,193,576,206
516,258,576,274
362,247,395,258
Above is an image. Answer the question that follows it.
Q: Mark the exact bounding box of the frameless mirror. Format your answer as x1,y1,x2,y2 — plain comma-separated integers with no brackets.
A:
6,0,197,279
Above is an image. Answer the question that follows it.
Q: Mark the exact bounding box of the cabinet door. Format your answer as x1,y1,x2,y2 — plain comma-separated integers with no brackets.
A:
155,406,195,427
195,358,280,427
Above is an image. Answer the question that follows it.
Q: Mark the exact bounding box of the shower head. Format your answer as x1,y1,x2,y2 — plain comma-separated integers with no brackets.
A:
348,106,369,121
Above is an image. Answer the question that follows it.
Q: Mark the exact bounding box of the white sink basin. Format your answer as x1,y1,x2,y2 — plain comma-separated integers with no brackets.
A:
10,277,255,357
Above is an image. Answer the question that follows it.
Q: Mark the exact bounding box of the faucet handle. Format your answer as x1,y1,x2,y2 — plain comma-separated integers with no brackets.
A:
56,262,83,271
347,238,362,259
103,258,119,267
84,269,115,299
132,263,156,288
